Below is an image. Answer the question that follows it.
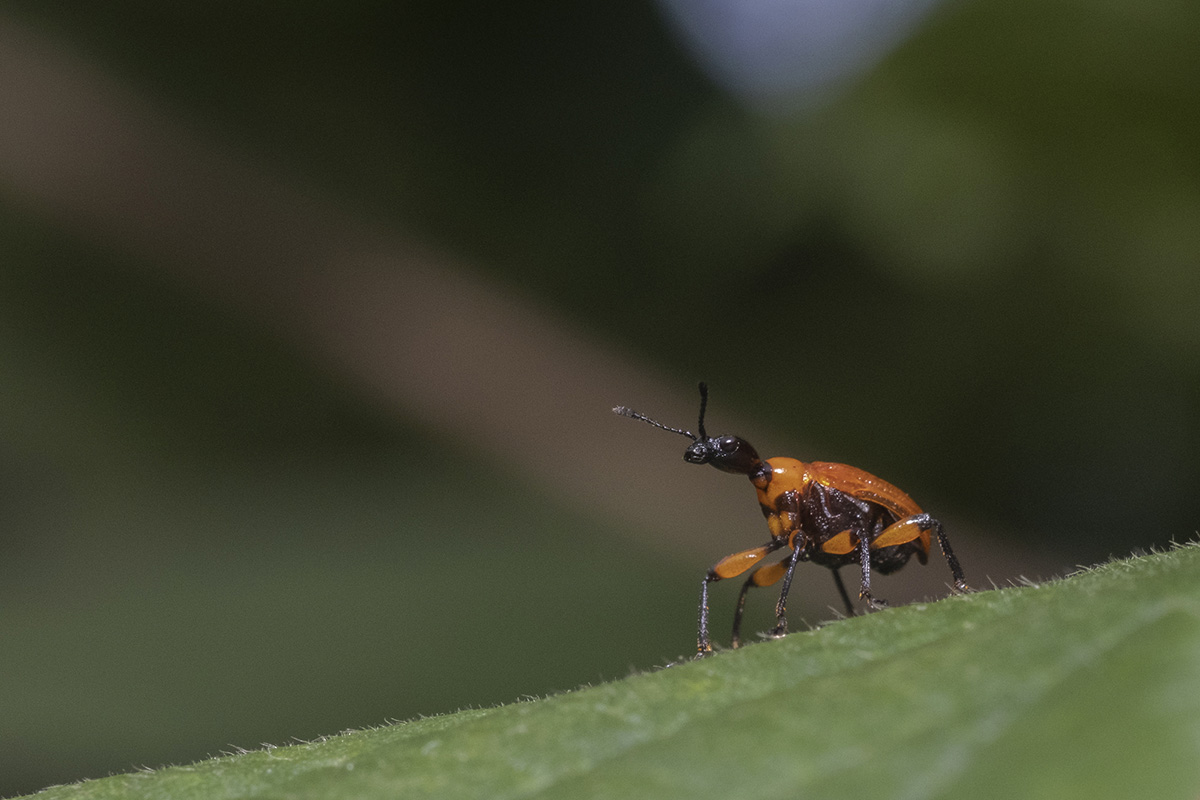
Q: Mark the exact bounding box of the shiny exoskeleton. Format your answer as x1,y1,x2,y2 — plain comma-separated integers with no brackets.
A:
615,383,968,657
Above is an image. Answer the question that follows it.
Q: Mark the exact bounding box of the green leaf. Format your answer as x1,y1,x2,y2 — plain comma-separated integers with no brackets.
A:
25,544,1200,800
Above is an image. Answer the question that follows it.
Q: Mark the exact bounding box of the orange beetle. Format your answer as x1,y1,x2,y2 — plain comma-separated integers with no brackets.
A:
615,383,968,656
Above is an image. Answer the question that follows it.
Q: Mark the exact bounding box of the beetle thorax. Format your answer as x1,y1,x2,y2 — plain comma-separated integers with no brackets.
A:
752,457,810,541
755,457,809,496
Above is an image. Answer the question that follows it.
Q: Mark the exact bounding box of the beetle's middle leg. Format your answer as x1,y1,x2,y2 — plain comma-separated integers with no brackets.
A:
856,531,888,609
730,558,792,648
763,545,803,639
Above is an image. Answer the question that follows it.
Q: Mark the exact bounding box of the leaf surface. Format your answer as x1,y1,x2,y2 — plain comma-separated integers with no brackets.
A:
24,545,1200,800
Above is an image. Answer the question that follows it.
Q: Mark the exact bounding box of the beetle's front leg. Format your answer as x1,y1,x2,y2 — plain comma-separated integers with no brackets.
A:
697,571,718,657
697,541,782,657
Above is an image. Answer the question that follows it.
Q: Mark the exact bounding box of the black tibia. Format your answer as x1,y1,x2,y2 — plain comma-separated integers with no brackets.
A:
697,570,717,656
830,567,855,617
914,512,968,590
731,567,763,650
767,546,800,638
857,530,887,609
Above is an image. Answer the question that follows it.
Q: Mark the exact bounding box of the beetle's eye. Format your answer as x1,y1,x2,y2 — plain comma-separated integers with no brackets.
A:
718,436,740,455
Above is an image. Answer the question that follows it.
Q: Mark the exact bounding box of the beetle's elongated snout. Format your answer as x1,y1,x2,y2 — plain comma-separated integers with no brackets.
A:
684,440,713,464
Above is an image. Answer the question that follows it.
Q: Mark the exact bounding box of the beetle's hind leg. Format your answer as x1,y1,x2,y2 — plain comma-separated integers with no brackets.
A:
919,513,969,593
869,512,969,596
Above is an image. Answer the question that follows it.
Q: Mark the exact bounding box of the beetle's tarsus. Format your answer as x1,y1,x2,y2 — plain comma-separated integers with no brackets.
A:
861,591,890,610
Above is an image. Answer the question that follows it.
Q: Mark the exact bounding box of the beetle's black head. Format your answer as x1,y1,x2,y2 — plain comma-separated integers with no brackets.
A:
614,382,763,476
682,434,762,474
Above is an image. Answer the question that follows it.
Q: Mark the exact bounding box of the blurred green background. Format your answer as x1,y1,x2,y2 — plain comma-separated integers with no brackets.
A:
1,1,1197,795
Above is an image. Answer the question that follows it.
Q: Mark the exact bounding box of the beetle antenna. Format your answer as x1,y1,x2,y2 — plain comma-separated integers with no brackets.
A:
696,382,709,441
613,405,697,441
